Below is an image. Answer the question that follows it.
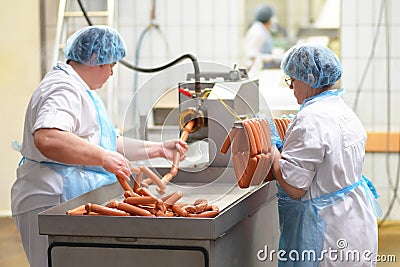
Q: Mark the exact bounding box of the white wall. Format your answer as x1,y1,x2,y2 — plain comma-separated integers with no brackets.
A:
341,0,400,220
0,0,41,215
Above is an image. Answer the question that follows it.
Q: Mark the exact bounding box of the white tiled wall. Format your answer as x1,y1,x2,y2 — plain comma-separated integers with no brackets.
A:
43,0,245,130
341,0,400,220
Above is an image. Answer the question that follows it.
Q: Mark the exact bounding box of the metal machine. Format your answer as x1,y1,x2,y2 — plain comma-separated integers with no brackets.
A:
38,68,279,267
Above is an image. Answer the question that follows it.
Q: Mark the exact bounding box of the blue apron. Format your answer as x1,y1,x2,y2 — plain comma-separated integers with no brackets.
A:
49,89,117,201
277,176,381,266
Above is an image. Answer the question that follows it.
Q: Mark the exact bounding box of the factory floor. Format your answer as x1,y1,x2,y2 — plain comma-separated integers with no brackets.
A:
0,217,398,266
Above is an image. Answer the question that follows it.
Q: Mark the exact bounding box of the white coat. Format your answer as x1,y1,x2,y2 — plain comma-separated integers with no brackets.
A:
279,91,378,266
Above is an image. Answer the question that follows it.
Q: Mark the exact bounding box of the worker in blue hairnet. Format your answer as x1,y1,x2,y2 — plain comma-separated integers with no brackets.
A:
270,43,380,266
11,25,188,267
243,4,283,70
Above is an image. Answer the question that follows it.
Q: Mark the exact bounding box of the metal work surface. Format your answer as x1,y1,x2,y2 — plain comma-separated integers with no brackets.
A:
39,167,277,240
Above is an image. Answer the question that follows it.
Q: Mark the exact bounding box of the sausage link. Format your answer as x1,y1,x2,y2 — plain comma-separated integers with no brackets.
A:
251,154,265,186
171,204,188,217
242,121,257,157
163,191,183,206
130,166,141,174
113,201,153,217
123,190,140,198
156,199,167,213
240,156,258,188
85,203,130,216
124,196,158,206
141,166,167,193
258,119,271,152
116,175,133,193
136,187,157,198
133,171,143,192
162,173,174,184
220,127,238,154
66,205,86,215
248,120,262,155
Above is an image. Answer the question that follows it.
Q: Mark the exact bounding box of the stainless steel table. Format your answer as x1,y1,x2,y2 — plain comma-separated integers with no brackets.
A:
39,167,279,267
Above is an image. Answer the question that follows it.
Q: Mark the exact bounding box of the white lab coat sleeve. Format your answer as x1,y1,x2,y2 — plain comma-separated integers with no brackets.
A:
279,114,326,190
33,85,82,133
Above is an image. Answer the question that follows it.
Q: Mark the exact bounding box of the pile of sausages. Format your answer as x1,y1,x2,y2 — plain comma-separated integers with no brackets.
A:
220,118,274,188
66,189,220,218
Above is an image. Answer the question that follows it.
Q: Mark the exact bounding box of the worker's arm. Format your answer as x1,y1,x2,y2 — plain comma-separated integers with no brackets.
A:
117,136,188,162
34,128,131,181
271,146,307,199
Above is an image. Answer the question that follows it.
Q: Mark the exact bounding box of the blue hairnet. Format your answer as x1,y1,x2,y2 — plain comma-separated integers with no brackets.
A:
254,4,275,23
280,43,342,89
64,25,126,66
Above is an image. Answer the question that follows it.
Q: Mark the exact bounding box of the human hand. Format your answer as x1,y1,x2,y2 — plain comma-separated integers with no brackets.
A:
160,139,189,161
102,150,131,182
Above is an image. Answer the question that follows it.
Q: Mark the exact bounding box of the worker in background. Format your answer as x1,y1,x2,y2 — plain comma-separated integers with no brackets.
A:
270,43,380,266
10,25,188,267
243,4,283,71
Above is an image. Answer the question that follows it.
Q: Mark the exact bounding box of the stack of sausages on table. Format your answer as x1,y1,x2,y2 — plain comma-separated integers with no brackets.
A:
66,188,220,218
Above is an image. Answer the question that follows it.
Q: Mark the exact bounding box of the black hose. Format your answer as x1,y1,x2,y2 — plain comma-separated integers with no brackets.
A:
77,0,93,26
75,0,201,93
119,55,200,92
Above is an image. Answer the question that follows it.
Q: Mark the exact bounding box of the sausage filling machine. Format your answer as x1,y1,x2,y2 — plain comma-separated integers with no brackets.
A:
39,70,280,267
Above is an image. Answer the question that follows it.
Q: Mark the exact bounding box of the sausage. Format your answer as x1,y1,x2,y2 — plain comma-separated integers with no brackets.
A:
156,199,167,213
130,166,141,174
258,119,271,152
141,177,153,187
242,121,258,157
171,204,188,217
156,210,167,217
133,171,143,192
240,156,258,188
187,210,219,218
124,196,158,206
136,187,157,199
123,190,140,198
233,126,250,154
116,175,133,193
182,120,195,140
85,203,130,216
251,154,265,186
162,172,174,183
248,120,262,155
66,204,86,215
141,166,167,193
111,201,153,217
166,120,195,180
183,205,197,214
206,205,220,212
236,152,249,186
257,119,268,153
162,191,183,206
170,151,180,176
220,127,238,154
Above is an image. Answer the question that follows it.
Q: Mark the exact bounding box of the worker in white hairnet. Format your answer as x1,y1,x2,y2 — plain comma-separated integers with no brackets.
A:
270,43,381,266
11,25,188,267
243,4,282,70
